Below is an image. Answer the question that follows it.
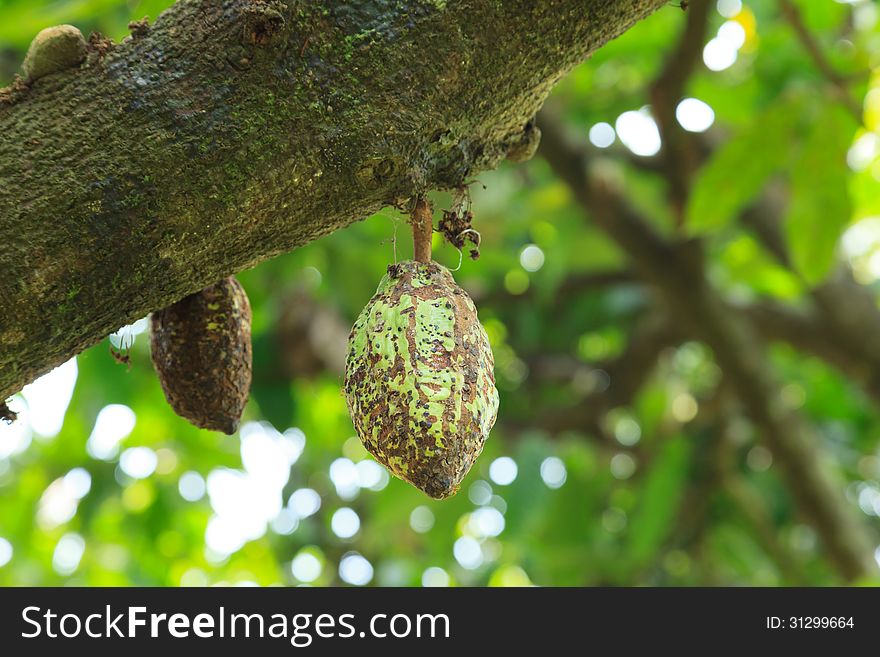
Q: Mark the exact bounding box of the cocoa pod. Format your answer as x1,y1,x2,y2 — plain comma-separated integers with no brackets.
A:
344,260,499,499
22,25,86,82
150,277,252,434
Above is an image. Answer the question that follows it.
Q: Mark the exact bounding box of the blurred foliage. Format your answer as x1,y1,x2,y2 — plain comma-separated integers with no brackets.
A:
2,0,880,587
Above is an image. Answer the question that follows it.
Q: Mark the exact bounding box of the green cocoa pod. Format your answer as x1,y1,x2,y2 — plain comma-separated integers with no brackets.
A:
344,260,499,499
150,277,252,434
22,25,87,82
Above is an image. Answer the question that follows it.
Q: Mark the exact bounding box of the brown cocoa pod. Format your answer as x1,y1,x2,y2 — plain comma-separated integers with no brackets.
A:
150,276,252,434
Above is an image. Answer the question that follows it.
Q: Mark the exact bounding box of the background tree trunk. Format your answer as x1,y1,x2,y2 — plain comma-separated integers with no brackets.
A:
0,0,668,400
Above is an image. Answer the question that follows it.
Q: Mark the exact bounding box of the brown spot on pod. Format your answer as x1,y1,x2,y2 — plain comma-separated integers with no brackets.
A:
150,276,252,434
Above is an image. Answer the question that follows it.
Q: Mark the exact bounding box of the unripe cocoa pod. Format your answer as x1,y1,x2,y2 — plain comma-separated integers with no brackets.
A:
344,260,499,499
22,25,86,82
150,277,252,434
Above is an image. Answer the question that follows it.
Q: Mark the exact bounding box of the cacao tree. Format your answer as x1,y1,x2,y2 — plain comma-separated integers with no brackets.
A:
1,0,880,587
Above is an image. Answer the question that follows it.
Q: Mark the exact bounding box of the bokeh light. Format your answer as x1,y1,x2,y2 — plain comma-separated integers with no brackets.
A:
676,98,715,133
0,538,12,568
331,507,361,539
615,109,661,157
86,404,136,460
454,536,483,570
52,533,85,576
119,447,158,479
468,507,505,538
291,548,323,583
703,19,747,72
610,453,637,480
716,0,742,19
589,122,616,148
178,471,206,502
0,0,875,592
329,457,360,499
202,422,301,558
339,552,373,585
422,567,451,587
0,397,30,458
489,457,518,486
540,457,567,489
20,358,77,438
409,506,435,533
519,244,546,272
468,480,493,505
288,488,322,518
37,469,92,530
271,509,299,535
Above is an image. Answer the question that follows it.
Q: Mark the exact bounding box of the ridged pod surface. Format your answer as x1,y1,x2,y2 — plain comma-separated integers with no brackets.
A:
344,260,499,499
150,277,252,434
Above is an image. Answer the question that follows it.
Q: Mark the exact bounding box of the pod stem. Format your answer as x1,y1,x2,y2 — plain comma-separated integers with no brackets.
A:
412,197,433,263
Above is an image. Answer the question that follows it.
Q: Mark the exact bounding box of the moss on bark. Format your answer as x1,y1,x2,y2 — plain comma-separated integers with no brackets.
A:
0,0,667,400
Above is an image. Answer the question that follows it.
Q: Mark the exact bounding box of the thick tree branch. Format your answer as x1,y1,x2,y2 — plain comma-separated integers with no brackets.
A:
537,107,879,582
0,0,669,400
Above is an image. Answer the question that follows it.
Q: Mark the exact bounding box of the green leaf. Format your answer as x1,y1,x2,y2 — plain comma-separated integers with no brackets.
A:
784,104,855,285
686,98,800,233
250,332,295,429
624,435,691,570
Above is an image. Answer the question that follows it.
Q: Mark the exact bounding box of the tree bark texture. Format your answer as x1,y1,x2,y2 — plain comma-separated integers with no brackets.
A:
0,0,668,400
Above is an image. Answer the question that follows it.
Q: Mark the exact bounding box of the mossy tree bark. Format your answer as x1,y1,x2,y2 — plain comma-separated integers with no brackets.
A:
0,0,668,401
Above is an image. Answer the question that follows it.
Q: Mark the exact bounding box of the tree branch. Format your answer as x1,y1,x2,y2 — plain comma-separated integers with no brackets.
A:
742,298,880,403
736,185,880,400
779,0,863,122
0,0,670,400
537,106,879,582
612,102,880,409
649,0,712,218
526,310,681,435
